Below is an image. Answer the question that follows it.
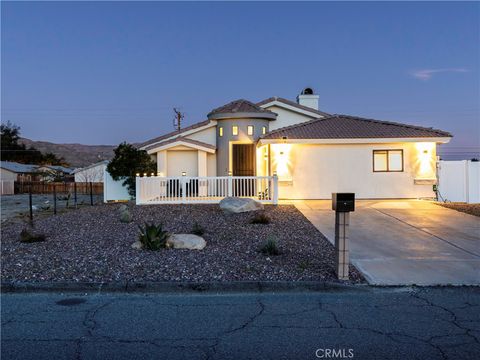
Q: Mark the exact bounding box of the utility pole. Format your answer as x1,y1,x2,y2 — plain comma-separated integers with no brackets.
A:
173,108,184,131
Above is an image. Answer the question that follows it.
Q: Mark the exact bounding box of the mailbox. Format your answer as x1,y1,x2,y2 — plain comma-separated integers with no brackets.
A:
332,193,355,212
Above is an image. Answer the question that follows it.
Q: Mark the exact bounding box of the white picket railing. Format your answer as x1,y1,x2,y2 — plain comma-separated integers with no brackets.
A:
136,175,278,205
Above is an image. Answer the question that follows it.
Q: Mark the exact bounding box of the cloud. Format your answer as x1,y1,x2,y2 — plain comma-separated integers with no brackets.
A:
411,68,468,80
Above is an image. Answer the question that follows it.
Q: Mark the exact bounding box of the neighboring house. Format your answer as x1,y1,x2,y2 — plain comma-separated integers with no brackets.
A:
138,88,451,199
0,161,74,183
73,160,109,183
36,165,74,182
0,161,41,182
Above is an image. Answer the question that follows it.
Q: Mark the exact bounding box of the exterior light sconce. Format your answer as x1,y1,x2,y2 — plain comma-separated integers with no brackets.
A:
136,173,140,177
182,171,187,176
273,171,278,177
151,173,155,176
143,173,147,177
228,170,232,176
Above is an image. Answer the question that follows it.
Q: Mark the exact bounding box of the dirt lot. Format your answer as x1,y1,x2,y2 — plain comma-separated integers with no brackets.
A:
1,193,104,224
436,202,480,217
1,203,364,283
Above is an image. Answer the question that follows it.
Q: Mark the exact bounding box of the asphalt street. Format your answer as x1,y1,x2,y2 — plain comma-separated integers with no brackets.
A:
2,287,479,360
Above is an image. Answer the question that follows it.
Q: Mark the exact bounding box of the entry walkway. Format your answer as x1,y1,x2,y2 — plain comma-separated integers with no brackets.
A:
294,200,480,285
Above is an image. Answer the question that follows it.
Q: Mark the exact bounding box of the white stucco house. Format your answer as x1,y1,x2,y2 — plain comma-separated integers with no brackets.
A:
136,88,451,201
73,160,109,183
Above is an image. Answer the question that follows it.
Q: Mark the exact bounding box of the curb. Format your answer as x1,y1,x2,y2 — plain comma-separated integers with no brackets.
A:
1,281,367,294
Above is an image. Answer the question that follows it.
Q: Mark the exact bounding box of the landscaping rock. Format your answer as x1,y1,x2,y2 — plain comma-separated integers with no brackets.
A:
119,210,132,223
118,204,128,213
219,197,264,213
131,241,143,250
166,234,206,250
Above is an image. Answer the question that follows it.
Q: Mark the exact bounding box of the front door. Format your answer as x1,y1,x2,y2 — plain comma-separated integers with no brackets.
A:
232,144,255,176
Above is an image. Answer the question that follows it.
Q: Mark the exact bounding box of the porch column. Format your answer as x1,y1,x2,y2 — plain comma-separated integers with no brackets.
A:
157,150,167,196
198,150,208,196
157,151,167,176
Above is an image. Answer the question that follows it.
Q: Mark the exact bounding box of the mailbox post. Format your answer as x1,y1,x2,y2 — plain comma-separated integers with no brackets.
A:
332,193,355,280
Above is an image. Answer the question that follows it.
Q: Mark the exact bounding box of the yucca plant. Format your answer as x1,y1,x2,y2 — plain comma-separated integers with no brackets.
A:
138,223,169,250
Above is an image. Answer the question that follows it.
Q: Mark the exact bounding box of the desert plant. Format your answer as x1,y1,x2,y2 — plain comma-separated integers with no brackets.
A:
259,236,281,256
250,212,271,224
191,222,205,236
20,229,46,243
138,223,169,250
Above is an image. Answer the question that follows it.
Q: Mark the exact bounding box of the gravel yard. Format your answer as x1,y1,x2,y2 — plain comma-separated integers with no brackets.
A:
1,204,364,283
436,202,480,217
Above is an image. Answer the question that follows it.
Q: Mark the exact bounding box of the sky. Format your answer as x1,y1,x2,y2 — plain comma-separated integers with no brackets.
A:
2,1,479,159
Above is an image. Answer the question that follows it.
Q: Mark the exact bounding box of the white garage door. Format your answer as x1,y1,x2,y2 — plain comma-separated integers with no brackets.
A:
167,151,198,177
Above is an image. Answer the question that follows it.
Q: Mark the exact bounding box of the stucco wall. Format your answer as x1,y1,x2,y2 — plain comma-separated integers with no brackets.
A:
0,168,17,181
215,118,270,176
74,164,107,183
185,126,216,146
274,142,436,199
263,105,314,131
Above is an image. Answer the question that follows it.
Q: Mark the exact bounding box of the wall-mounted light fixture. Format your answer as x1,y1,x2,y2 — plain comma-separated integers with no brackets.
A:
228,170,232,176
151,173,155,176
136,173,140,177
182,171,187,176
143,173,147,177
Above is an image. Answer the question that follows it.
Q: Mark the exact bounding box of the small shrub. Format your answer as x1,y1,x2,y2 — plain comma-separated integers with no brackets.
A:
138,223,169,250
298,260,311,271
20,229,46,243
259,236,281,256
191,222,205,236
250,212,271,224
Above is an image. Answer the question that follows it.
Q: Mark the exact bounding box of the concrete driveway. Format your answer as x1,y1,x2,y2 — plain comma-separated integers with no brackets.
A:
294,200,480,285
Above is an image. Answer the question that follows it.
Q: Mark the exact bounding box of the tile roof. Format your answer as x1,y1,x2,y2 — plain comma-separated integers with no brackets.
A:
144,136,216,152
256,96,330,117
0,161,39,173
138,119,212,149
261,114,452,140
208,99,274,117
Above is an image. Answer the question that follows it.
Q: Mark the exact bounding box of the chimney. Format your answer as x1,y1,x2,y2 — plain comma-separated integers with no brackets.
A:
296,87,319,110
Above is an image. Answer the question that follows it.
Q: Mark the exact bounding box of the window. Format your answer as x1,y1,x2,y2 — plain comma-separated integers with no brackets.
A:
262,126,267,135
373,150,403,172
232,126,238,136
219,127,223,137
247,125,254,136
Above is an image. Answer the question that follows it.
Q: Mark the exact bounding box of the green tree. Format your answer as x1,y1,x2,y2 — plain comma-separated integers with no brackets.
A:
107,142,156,197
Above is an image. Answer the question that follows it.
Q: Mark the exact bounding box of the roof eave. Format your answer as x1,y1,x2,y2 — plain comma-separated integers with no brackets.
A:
259,137,452,145
207,112,277,121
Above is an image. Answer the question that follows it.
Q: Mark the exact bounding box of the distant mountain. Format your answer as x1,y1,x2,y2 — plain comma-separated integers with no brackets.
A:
19,138,116,168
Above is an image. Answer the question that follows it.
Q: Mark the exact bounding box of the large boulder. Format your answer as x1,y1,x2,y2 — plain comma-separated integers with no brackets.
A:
219,197,264,213
166,234,206,250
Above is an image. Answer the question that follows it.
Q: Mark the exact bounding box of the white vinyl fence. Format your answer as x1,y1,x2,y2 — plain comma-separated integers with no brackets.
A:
103,170,131,202
438,160,480,203
136,175,278,205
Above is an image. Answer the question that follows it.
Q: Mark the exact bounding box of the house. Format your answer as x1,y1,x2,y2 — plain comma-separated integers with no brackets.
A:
138,88,451,199
0,161,74,183
35,165,74,182
73,160,109,183
0,161,41,182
